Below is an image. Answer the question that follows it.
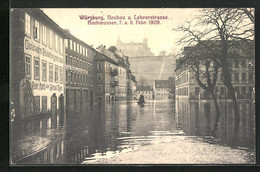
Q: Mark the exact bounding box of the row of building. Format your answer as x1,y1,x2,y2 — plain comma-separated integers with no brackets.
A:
175,43,255,100
136,77,175,100
10,8,137,121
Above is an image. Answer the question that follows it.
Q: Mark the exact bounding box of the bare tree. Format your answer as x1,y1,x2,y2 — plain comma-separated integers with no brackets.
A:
176,43,221,136
174,8,254,145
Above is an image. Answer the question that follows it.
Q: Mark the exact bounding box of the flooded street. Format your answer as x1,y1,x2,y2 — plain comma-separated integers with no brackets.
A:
10,99,255,164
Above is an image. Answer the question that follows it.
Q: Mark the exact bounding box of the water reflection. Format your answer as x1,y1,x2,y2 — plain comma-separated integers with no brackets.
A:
11,99,254,164
176,99,255,149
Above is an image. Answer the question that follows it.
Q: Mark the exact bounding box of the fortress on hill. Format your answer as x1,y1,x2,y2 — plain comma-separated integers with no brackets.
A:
116,38,175,86
116,37,155,57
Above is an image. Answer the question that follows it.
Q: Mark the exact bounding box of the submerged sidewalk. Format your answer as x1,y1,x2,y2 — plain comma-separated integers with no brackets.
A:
84,136,255,164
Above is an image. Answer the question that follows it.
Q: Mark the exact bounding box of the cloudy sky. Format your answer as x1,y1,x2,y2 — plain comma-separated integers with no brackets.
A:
42,8,200,56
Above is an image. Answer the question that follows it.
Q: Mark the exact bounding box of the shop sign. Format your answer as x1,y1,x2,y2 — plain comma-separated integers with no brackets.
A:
25,39,63,63
31,81,63,92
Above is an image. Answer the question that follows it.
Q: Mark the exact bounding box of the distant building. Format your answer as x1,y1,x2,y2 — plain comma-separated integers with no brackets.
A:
136,86,153,100
154,80,170,100
116,37,154,57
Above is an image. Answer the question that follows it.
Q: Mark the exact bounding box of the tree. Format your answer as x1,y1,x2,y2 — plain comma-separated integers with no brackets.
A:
176,43,221,136
174,8,254,146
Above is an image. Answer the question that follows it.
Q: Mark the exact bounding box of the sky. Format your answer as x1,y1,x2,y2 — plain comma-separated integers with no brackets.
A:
42,8,200,56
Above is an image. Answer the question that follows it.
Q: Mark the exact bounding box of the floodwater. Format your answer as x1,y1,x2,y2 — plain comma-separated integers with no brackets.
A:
10,99,255,164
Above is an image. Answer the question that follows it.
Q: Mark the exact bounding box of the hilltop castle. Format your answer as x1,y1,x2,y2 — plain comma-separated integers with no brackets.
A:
116,37,155,57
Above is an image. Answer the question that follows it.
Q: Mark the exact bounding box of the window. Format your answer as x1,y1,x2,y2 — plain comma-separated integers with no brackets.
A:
34,57,40,80
97,85,102,92
234,87,240,94
60,67,63,84
195,87,200,95
55,65,59,82
242,73,246,81
42,60,47,81
60,37,63,54
85,48,88,56
80,45,82,54
65,39,68,48
97,62,102,69
83,47,85,56
55,34,58,52
33,20,40,40
70,40,73,50
65,54,69,64
241,86,246,95
42,25,47,45
249,73,253,81
235,60,239,68
49,63,53,82
97,73,102,81
77,44,79,53
42,96,47,113
25,13,31,35
34,96,40,112
235,73,239,81
241,60,246,67
25,55,31,77
74,42,76,51
249,86,253,94
49,30,53,49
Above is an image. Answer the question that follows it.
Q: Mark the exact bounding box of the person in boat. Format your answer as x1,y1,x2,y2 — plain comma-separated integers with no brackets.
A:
138,94,145,104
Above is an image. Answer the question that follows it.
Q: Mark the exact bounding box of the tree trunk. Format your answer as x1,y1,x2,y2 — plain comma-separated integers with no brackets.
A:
222,67,240,147
210,90,221,137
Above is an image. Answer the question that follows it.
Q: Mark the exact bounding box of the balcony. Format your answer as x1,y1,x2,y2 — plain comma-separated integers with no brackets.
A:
110,81,118,87
110,69,118,76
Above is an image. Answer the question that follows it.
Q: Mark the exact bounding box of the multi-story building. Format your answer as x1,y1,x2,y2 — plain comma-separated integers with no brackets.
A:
64,30,95,113
94,45,119,102
136,86,153,100
94,45,133,102
154,80,170,100
175,44,255,100
10,9,67,120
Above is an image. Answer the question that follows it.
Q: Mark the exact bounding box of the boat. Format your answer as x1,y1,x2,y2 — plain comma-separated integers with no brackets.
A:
137,95,145,105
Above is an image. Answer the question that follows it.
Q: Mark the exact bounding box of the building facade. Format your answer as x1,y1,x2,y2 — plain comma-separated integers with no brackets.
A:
94,45,133,102
136,86,153,100
64,31,95,113
154,80,170,100
175,44,255,100
10,9,67,120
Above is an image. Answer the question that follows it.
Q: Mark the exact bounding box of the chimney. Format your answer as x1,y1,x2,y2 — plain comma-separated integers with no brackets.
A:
64,29,70,33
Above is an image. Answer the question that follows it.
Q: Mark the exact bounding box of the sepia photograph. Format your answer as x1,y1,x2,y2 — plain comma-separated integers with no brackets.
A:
9,8,255,165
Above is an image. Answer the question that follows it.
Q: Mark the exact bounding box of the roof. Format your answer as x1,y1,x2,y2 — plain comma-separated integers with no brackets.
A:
154,80,169,88
95,52,118,65
23,9,67,37
136,86,153,91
